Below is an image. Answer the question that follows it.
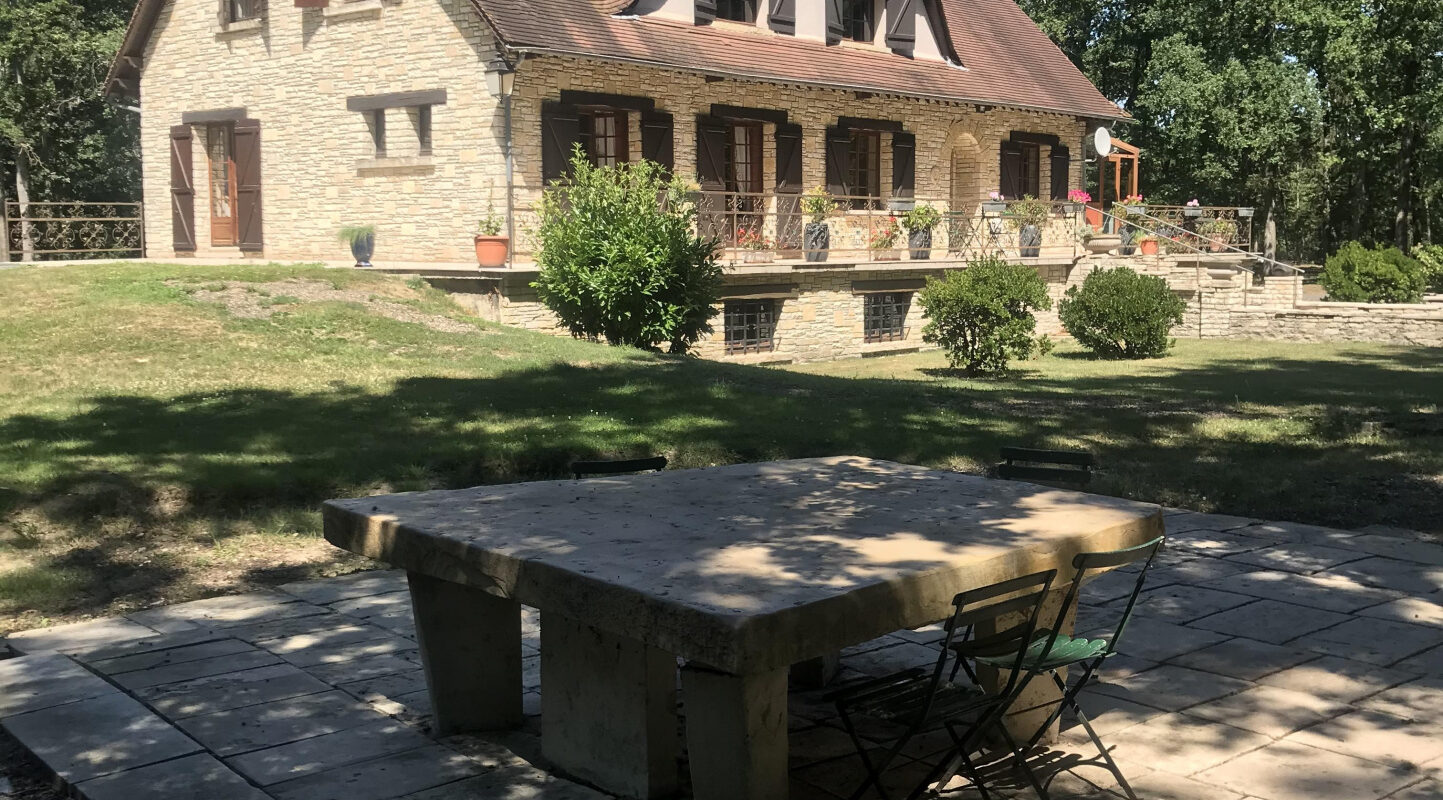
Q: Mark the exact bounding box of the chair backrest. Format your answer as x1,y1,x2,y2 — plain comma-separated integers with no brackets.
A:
931,569,1058,704
1034,535,1165,662
996,446,1094,487
571,456,668,479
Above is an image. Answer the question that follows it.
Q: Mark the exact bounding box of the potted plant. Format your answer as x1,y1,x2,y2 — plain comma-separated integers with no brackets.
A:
475,212,509,268
900,203,942,260
1139,235,1160,256
869,216,902,261
1008,195,1051,258
736,226,774,263
1078,225,1120,255
800,187,833,263
1184,199,1203,218
1112,194,1144,254
1196,218,1238,252
982,191,1007,214
338,224,375,267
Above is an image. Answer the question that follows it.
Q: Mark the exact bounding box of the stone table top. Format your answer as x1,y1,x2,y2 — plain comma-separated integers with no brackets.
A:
323,457,1163,673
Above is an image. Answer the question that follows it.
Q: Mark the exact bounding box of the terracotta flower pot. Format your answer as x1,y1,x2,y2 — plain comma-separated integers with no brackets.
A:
1140,238,1159,255
1084,205,1104,232
475,235,509,268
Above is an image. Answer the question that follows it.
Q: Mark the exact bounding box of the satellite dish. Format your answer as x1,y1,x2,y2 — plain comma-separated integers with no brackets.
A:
1093,127,1113,157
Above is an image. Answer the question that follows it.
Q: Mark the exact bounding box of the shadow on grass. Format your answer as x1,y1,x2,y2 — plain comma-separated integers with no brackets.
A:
0,345,1439,620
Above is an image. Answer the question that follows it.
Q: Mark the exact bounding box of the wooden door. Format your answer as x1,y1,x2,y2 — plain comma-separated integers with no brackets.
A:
207,124,237,246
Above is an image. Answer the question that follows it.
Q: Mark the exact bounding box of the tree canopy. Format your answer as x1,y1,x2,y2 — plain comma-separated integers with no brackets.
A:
1022,0,1443,261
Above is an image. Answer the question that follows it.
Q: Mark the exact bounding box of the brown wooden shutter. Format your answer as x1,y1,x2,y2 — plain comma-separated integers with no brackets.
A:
1050,146,1070,201
775,123,803,253
541,101,580,184
169,125,196,252
696,115,729,241
825,126,850,197
999,142,1023,200
892,131,915,198
641,111,674,172
885,0,916,53
696,0,716,23
233,119,264,252
825,0,844,44
769,0,795,33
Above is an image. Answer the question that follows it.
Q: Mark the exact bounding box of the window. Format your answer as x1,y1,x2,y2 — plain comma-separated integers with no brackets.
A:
716,0,756,22
229,0,263,22
847,129,881,209
1020,143,1041,198
725,121,764,240
206,124,236,246
999,141,1042,200
369,109,386,156
724,300,778,354
415,105,432,156
841,0,874,41
580,111,627,168
863,292,910,343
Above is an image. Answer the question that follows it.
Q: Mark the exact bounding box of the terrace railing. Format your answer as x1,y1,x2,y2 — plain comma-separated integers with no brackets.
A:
1140,205,1255,252
2,201,145,261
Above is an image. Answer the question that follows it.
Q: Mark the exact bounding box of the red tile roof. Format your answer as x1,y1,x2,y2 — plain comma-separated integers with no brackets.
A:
472,0,1125,120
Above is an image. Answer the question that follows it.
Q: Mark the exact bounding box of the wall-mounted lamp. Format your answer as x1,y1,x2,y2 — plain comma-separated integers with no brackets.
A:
485,56,516,99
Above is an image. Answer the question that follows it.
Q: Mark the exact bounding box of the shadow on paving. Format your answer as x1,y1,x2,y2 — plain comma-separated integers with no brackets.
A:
1,346,1440,621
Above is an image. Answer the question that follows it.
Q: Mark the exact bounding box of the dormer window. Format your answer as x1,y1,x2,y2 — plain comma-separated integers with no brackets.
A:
716,0,757,22
841,0,874,41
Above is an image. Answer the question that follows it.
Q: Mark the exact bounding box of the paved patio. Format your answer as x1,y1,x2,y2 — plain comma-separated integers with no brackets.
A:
2,509,1441,800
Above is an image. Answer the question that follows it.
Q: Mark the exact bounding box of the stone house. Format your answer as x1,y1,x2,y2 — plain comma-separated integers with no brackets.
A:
108,0,1137,361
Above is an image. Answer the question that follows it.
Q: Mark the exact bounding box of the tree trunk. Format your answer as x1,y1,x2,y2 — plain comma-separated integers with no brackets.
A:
15,148,33,262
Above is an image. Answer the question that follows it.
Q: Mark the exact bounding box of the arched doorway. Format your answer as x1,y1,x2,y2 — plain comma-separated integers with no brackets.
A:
943,126,983,253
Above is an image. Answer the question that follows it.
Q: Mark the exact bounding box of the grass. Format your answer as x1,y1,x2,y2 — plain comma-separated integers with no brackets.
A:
1,262,1440,632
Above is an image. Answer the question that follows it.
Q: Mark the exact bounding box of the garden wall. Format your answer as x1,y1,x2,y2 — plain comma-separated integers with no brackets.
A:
1220,303,1443,348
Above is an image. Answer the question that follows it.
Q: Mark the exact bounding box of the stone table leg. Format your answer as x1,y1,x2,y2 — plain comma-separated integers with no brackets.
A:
407,572,522,736
540,613,679,800
976,583,1078,745
681,663,789,800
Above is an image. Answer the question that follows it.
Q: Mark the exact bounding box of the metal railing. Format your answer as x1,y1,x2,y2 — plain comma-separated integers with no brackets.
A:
1140,205,1255,251
2,201,145,261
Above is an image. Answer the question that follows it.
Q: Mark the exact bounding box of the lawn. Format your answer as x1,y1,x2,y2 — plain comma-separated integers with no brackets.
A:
1,262,1439,633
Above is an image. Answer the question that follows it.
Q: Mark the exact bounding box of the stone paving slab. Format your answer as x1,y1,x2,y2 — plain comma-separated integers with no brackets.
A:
1194,740,1420,800
1202,569,1404,613
1189,599,1353,644
111,648,284,690
1355,676,1443,722
278,570,407,606
1119,584,1256,624
0,653,118,718
265,745,484,800
1225,542,1369,574
1256,656,1416,704
1104,713,1271,775
136,662,332,719
1167,637,1320,682
1299,616,1443,666
254,625,401,658
127,592,326,633
1285,709,1443,769
1358,596,1443,629
1181,684,1348,738
1329,557,1443,595
1089,664,1251,712
226,718,433,786
1341,535,1443,566
3,691,202,783
5,617,158,655
73,753,268,800
88,637,254,675
401,764,610,799
307,651,421,685
173,689,383,756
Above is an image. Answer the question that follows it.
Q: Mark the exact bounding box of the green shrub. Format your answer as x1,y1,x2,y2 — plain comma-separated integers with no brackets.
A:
1059,267,1186,359
532,150,723,353
918,254,1052,375
1415,244,1443,293
1319,242,1427,303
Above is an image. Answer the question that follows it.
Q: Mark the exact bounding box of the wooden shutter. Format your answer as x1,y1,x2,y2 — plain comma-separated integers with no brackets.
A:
1050,146,1070,201
696,0,716,23
541,101,580,184
169,125,196,252
892,131,915,198
641,111,674,172
885,0,917,53
696,115,729,241
825,126,850,197
999,142,1023,200
825,0,844,44
769,0,795,33
233,119,264,252
775,123,804,253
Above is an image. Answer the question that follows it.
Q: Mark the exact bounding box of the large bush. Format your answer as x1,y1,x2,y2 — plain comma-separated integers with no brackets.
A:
918,255,1052,375
532,150,723,353
1415,244,1443,294
1059,267,1187,359
1318,242,1427,304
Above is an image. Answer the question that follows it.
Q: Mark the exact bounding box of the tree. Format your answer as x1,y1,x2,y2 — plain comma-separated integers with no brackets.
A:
0,0,138,254
917,255,1052,375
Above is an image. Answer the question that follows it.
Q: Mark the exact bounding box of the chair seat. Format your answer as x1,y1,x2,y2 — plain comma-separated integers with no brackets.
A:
832,669,998,729
969,630,1111,672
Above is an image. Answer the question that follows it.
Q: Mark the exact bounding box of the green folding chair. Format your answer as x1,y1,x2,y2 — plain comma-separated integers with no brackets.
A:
824,569,1059,800
952,536,1165,800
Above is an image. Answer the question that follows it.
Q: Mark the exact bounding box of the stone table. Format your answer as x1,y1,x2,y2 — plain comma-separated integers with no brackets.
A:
323,456,1163,800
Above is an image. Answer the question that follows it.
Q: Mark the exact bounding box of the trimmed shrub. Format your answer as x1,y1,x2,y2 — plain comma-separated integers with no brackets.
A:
918,255,1052,375
1415,244,1443,293
1318,242,1427,304
532,150,723,353
1059,267,1186,359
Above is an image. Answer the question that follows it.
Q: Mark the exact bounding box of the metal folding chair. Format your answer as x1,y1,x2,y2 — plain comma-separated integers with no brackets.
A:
824,570,1059,800
957,535,1165,800
569,455,667,479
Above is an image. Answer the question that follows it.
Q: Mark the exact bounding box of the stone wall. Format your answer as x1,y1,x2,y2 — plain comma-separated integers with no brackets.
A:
138,3,1087,264
1223,303,1443,348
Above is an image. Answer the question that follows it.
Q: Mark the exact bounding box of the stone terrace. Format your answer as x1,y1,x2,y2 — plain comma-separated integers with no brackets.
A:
2,510,1441,800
